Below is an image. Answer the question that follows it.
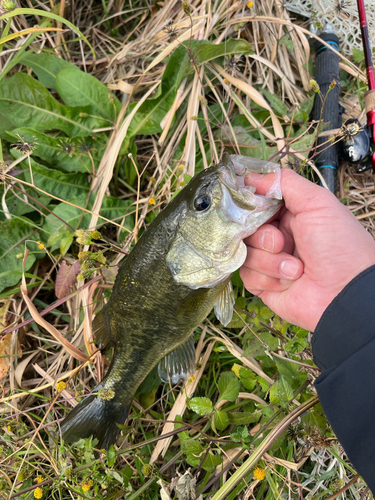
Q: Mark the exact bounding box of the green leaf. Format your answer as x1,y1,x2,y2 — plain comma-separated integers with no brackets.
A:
277,375,294,405
261,88,287,116
269,380,279,405
125,39,253,141
60,232,74,256
227,412,261,425
0,73,107,138
12,154,90,202
244,330,278,358
257,376,269,392
352,47,364,64
0,8,94,56
239,367,257,391
7,128,106,173
183,439,203,466
202,453,223,472
189,397,213,416
274,357,307,390
301,402,328,434
218,372,240,402
214,410,229,431
294,95,314,123
56,69,121,121
43,194,133,249
0,218,40,292
174,415,190,443
20,51,77,89
107,445,116,468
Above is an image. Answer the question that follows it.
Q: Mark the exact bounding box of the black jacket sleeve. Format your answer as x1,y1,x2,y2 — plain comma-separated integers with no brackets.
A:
312,265,375,492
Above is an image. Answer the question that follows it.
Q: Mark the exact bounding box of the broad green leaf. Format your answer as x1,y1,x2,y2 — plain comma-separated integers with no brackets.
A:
174,415,190,443
301,401,328,434
125,39,253,140
227,412,261,425
137,365,161,394
352,47,364,64
13,155,90,202
294,95,314,123
277,375,294,405
274,357,307,390
0,218,40,292
8,128,106,173
0,73,107,138
218,372,240,402
269,380,279,405
189,397,213,416
257,376,269,392
261,88,288,116
60,232,74,256
202,453,223,472
56,69,121,121
107,445,116,468
20,51,77,89
239,367,257,391
244,330,278,358
214,410,229,431
43,194,133,250
284,337,309,354
183,439,203,466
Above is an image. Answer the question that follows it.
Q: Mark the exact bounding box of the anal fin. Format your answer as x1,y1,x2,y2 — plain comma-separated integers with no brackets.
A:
214,280,235,326
158,335,196,385
92,305,115,351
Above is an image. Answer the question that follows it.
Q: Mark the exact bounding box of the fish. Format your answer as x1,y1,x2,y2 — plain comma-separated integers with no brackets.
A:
60,153,283,449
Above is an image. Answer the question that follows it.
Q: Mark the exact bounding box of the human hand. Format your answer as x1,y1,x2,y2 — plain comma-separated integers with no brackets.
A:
240,169,375,331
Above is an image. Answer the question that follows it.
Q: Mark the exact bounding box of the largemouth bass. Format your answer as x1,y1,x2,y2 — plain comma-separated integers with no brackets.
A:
61,154,283,449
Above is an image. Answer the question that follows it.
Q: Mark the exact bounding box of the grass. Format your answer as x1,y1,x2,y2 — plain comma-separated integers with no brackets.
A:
0,0,374,498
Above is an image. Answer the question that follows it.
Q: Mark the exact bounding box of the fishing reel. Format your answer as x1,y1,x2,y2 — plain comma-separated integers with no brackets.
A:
338,118,373,172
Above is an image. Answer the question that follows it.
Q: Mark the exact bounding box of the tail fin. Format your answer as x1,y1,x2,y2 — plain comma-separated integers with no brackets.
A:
60,394,131,450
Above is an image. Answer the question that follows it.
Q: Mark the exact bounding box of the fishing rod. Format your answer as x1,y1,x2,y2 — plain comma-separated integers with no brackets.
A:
310,0,375,193
335,0,375,174
356,0,375,172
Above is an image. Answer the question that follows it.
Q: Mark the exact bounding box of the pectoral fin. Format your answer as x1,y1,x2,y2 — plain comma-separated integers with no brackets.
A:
158,335,196,385
214,280,235,326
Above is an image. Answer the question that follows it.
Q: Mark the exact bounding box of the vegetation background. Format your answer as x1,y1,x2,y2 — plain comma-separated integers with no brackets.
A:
0,0,374,498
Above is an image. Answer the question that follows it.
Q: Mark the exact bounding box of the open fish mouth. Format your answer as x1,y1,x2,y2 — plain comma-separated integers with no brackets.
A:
218,153,283,230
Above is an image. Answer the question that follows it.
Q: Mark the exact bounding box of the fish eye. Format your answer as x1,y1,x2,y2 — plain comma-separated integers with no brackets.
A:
194,194,211,211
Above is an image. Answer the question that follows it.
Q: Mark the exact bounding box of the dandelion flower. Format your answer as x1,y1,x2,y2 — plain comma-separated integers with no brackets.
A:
34,487,43,499
56,381,66,392
82,480,93,492
247,1,253,7
254,466,266,480
149,198,156,205
36,476,43,483
37,241,45,250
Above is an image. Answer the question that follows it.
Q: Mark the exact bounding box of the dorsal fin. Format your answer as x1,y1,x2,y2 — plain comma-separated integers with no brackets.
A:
158,335,196,385
92,305,115,351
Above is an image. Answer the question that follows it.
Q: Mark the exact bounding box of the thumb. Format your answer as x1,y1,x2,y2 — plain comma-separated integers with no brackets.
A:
245,168,337,214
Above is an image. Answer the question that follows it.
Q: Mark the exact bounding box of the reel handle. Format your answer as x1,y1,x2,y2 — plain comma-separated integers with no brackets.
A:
311,31,342,194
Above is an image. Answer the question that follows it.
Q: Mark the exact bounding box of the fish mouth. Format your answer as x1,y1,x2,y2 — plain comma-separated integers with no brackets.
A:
218,153,283,229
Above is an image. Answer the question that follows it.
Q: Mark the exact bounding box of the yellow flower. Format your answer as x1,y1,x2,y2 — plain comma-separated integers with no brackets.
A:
82,480,93,492
254,466,266,481
224,78,228,84
37,241,45,249
149,198,156,205
189,375,195,382
231,363,241,378
36,476,43,483
34,487,43,499
56,381,66,392
247,1,253,7
6,425,11,432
